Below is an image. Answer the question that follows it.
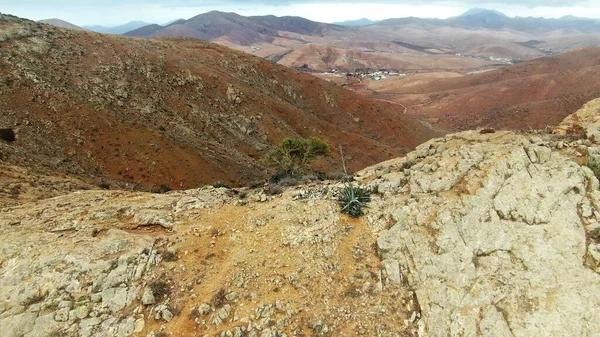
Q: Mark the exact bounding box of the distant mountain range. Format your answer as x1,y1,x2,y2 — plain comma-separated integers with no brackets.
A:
376,8,600,33
114,9,600,72
34,9,600,73
83,21,152,34
333,18,379,26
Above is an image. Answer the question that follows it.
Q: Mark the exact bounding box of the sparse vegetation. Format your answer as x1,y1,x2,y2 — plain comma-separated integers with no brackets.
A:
161,250,178,262
151,184,171,194
265,137,329,181
98,183,110,190
211,288,227,309
337,145,370,218
0,128,15,142
213,181,231,189
149,281,171,299
338,184,371,218
263,183,283,195
588,155,600,179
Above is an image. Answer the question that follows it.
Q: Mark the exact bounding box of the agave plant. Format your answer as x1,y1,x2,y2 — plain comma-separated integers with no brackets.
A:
338,183,371,218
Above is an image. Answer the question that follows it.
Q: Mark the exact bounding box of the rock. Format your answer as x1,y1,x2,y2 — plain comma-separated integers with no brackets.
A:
383,259,401,284
0,312,38,337
197,303,211,316
142,287,156,305
374,126,600,337
73,305,90,320
101,287,132,313
161,308,174,322
54,307,70,322
24,313,61,337
134,318,145,333
133,210,174,229
225,292,239,301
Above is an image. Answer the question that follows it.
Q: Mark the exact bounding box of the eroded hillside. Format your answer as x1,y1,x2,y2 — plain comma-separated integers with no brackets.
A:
0,14,440,189
1,99,600,336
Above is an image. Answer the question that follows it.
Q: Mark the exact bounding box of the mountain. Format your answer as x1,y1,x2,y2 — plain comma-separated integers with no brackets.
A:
458,8,507,17
84,21,152,34
37,18,85,31
163,18,184,26
333,18,379,26
0,14,441,189
123,23,163,37
367,47,600,131
139,11,340,44
448,9,511,30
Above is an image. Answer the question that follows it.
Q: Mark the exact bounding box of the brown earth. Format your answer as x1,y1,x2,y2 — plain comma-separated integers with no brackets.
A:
367,47,600,131
0,14,442,190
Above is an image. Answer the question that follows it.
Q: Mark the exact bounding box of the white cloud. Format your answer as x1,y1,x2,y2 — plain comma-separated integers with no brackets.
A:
3,1,600,26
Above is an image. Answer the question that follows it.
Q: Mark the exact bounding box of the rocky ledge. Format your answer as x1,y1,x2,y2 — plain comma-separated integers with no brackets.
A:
2,99,600,336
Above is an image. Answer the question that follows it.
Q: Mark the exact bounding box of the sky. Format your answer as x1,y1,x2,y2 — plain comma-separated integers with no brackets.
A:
3,0,600,27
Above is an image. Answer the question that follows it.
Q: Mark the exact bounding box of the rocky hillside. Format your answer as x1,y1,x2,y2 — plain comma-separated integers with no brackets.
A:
0,14,440,189
2,99,600,336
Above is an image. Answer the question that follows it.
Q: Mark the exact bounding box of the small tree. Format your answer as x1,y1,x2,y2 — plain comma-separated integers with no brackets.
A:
265,137,329,179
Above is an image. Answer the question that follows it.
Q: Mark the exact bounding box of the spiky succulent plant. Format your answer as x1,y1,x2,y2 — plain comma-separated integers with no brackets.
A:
338,184,371,218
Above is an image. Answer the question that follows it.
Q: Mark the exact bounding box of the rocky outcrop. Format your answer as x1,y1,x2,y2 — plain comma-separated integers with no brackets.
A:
361,98,600,336
2,99,600,336
0,188,232,337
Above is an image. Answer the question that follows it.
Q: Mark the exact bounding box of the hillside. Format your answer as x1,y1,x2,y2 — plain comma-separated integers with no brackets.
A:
0,14,440,190
2,99,600,337
368,47,600,130
37,18,85,31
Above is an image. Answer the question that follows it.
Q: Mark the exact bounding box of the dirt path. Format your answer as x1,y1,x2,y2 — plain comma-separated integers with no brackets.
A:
375,99,408,114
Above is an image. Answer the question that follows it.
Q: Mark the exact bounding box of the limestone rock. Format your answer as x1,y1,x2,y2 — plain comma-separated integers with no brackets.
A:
367,121,600,336
142,287,156,305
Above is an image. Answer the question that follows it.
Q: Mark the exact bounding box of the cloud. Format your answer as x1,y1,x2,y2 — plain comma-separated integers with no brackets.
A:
4,0,600,26
9,0,596,6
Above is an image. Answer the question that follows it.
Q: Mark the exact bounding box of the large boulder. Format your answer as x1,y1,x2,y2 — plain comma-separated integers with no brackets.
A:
362,102,600,336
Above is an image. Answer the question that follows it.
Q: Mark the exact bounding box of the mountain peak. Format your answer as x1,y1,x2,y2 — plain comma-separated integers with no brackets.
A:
460,8,507,18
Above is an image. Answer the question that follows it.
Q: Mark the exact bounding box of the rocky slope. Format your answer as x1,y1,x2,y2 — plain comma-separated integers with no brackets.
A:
0,14,440,189
2,99,600,336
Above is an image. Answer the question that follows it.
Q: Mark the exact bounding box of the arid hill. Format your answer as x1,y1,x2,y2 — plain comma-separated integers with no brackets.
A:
367,47,600,130
0,14,441,189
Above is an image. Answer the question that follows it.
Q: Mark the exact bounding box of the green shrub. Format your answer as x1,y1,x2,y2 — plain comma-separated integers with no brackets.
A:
213,181,231,189
265,137,329,180
338,184,371,218
151,184,171,194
